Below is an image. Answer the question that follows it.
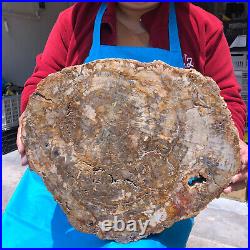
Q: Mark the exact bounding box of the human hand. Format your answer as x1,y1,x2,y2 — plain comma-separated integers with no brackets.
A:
224,139,248,193
16,112,28,166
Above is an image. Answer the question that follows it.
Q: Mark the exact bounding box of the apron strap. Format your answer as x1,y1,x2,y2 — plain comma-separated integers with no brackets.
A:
92,2,182,53
169,2,182,52
92,3,107,48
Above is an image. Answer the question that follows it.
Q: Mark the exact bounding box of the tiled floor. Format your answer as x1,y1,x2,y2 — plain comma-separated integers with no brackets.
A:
2,150,248,248
2,150,27,212
186,198,248,248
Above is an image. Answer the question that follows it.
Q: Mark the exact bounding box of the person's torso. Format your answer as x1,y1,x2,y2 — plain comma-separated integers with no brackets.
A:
64,2,222,75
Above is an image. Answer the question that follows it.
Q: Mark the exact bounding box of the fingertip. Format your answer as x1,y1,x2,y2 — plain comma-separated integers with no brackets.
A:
223,187,232,194
17,141,25,154
230,175,238,184
21,155,28,166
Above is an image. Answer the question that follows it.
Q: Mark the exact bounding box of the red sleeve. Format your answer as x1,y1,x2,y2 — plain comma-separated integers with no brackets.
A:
204,19,247,139
20,9,72,113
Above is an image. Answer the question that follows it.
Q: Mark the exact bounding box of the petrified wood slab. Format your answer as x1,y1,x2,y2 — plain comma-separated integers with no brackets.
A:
22,59,240,243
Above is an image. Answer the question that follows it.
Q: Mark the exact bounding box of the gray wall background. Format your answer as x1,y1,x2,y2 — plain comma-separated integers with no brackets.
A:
2,2,73,86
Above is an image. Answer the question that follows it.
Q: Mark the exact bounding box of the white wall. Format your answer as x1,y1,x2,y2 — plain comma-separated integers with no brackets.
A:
2,2,73,86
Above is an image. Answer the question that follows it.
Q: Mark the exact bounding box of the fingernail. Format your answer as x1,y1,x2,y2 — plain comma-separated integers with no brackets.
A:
224,187,231,193
231,176,238,183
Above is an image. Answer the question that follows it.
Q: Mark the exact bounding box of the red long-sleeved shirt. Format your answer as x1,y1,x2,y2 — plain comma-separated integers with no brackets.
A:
21,2,246,138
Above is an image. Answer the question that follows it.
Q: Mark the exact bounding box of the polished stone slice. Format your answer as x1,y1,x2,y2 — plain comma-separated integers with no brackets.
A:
22,59,240,243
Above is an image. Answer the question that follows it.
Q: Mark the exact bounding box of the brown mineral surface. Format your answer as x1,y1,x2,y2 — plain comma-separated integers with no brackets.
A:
21,59,240,243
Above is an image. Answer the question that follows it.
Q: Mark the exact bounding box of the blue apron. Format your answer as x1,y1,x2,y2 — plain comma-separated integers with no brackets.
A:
2,3,194,248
